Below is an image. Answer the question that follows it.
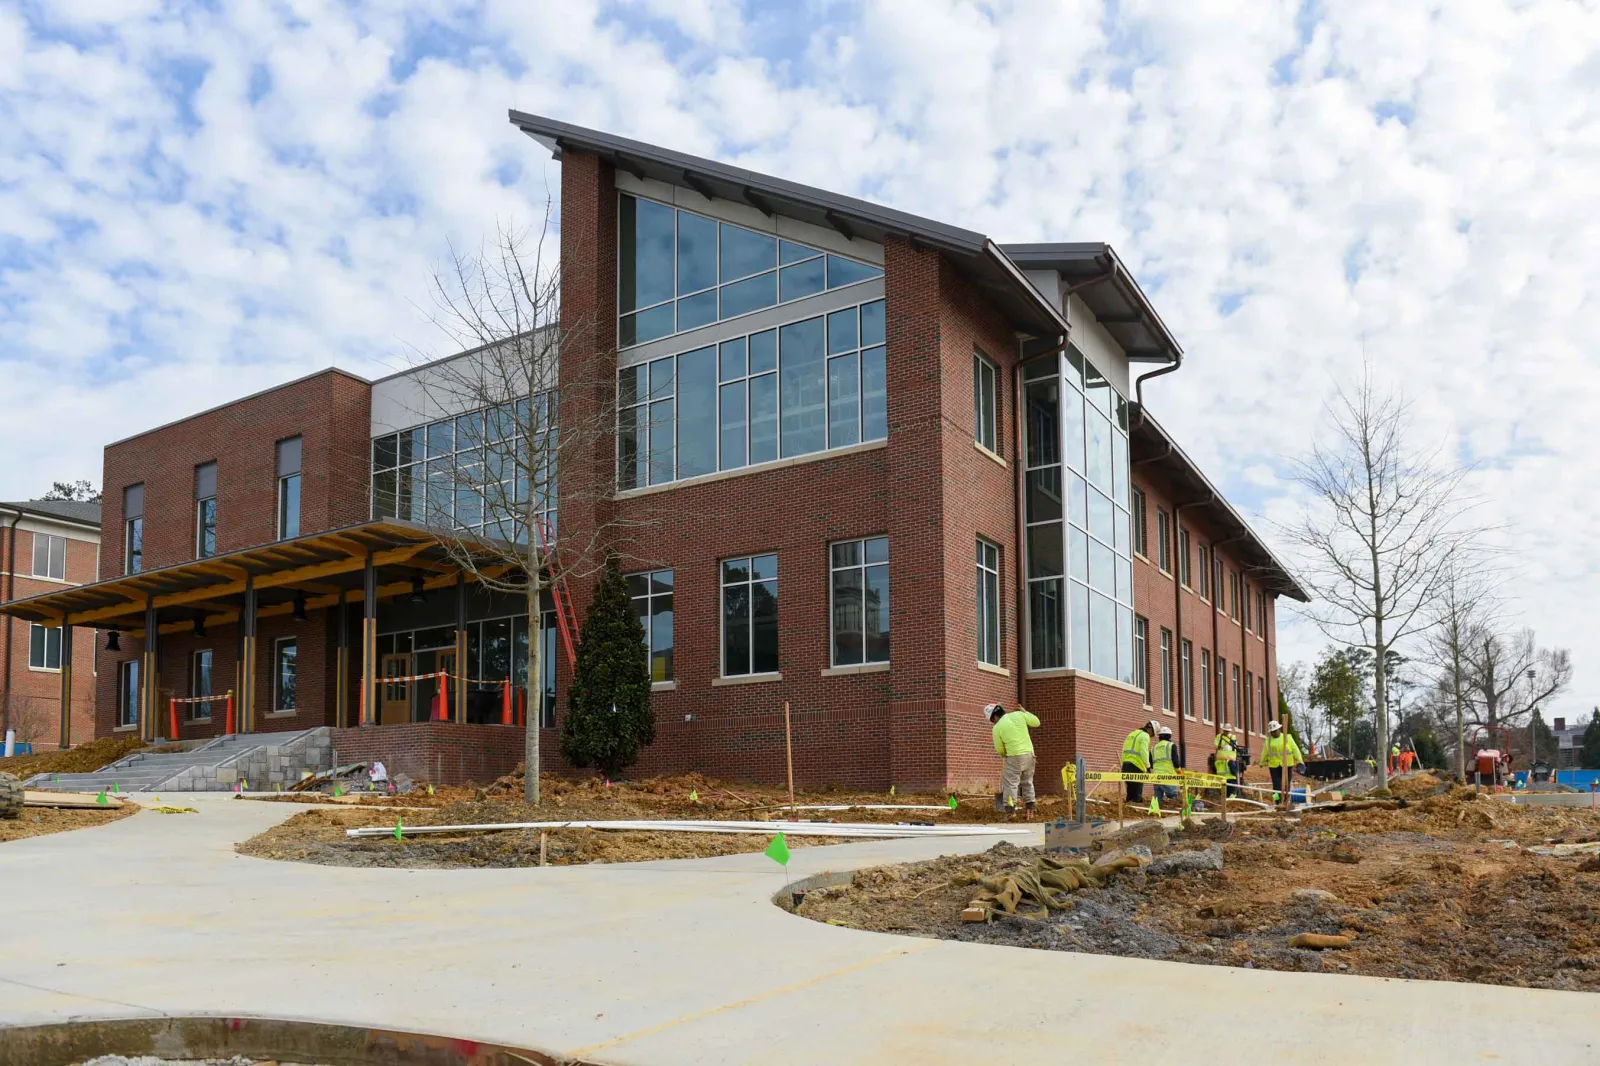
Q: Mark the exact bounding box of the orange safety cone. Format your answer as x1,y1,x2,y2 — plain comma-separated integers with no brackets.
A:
501,680,513,726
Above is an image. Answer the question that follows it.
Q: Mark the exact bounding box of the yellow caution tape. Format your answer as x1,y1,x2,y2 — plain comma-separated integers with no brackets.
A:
1061,767,1228,789
152,806,198,814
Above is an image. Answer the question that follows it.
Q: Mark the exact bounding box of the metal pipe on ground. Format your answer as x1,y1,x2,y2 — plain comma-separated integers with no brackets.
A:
347,819,1037,841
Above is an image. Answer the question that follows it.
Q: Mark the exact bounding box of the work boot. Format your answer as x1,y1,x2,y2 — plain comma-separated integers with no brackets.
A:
1025,801,1036,822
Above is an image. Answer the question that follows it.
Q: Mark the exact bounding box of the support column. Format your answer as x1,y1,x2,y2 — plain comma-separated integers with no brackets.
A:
361,552,377,726
58,619,73,750
240,577,257,734
454,572,467,724
142,599,159,742
335,592,349,729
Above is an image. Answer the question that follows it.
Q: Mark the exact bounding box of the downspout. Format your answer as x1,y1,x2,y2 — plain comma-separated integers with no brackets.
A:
2,508,19,736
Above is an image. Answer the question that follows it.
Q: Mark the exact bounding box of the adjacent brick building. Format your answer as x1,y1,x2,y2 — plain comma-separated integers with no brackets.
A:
0,114,1304,790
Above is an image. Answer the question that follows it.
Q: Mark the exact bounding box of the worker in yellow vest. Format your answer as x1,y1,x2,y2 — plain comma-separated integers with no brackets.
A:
988,703,1040,819
1260,721,1305,798
1151,726,1179,807
1121,720,1158,803
1213,731,1239,798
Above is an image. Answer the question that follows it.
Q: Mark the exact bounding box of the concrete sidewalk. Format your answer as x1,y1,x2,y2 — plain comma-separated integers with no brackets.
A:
1,794,1594,1065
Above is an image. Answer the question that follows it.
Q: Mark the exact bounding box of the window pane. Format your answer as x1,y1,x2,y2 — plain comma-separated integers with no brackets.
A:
779,317,826,457
719,382,747,470
1026,467,1062,524
1085,364,1114,417
719,337,747,381
456,409,485,450
864,562,889,663
1069,526,1088,582
676,289,718,332
861,299,885,346
427,420,454,458
424,461,451,525
1069,473,1088,528
648,399,675,484
651,592,674,682
827,307,858,354
622,304,674,347
1027,523,1063,578
720,222,775,282
677,211,717,295
1024,380,1060,466
749,329,777,374
780,239,820,264
373,434,398,471
1112,431,1128,507
1117,605,1134,686
864,536,889,564
718,270,777,319
649,355,676,399
402,426,425,465
1087,409,1113,493
1071,581,1092,672
827,353,860,448
779,257,826,302
276,640,298,710
652,569,674,593
620,195,675,313
832,540,860,568
1116,555,1132,603
1028,578,1065,670
403,465,424,522
749,373,779,464
752,553,779,581
619,363,647,408
1113,505,1129,555
373,470,397,518
617,406,646,490
832,567,863,666
1090,538,1116,594
1089,488,1114,543
827,255,882,288
723,557,751,584
1063,387,1086,473
752,579,779,673
861,345,887,441
676,345,717,478
1091,591,1117,680
455,483,483,527
29,624,44,667
32,534,48,576
46,534,64,578
279,474,301,538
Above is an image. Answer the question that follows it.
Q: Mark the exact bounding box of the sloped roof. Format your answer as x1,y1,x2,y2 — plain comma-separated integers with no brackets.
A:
1,499,102,527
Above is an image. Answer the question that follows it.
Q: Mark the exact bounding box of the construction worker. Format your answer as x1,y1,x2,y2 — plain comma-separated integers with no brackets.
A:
1151,726,1179,807
1260,721,1305,798
1121,720,1158,803
1390,743,1401,775
988,703,1040,819
1213,731,1240,798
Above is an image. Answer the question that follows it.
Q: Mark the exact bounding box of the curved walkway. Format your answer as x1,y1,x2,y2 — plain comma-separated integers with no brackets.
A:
2,795,1596,1065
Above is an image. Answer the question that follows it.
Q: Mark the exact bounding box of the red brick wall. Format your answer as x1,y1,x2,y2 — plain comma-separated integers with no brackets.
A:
100,369,372,578
2,526,99,749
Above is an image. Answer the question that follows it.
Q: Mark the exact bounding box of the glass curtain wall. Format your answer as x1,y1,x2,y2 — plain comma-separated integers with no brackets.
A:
1022,348,1135,685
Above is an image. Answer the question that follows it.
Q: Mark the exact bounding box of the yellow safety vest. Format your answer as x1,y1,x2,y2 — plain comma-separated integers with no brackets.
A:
1260,734,1304,769
1213,740,1237,779
1151,739,1176,775
1121,729,1152,772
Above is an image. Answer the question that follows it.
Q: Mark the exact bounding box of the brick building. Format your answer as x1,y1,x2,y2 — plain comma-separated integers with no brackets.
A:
0,114,1304,789
0,499,101,751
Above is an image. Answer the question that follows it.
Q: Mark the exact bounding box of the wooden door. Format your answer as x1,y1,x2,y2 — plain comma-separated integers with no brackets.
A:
380,653,411,725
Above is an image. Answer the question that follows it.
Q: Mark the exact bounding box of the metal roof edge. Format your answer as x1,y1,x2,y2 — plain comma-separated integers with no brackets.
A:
1002,242,1183,364
0,503,103,531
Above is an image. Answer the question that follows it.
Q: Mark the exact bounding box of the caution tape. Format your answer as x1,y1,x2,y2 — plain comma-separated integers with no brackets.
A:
1061,767,1228,789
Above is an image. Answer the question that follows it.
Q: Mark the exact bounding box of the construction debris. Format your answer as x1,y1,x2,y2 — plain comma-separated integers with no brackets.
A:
24,790,126,810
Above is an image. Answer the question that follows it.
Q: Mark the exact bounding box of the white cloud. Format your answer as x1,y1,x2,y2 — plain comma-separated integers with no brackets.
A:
2,0,1599,717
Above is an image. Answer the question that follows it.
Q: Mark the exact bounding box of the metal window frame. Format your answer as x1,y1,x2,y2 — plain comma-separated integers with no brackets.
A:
976,537,1001,667
719,553,778,678
828,537,889,668
190,648,214,717
1159,627,1173,712
972,350,998,454
627,568,675,682
273,635,298,712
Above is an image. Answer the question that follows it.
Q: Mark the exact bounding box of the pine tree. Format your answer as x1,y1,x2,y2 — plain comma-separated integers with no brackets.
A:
560,557,654,779
1580,710,1600,771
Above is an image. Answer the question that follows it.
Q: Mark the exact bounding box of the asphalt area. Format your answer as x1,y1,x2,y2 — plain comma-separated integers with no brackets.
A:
795,775,1600,992
235,770,1036,868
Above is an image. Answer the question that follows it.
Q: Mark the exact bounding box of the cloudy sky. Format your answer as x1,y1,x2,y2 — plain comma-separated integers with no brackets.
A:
3,0,1598,717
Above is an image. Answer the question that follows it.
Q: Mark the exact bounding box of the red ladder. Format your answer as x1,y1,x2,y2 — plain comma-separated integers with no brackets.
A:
533,515,578,671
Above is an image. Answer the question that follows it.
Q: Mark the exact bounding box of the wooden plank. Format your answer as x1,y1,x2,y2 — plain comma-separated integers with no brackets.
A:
25,791,126,809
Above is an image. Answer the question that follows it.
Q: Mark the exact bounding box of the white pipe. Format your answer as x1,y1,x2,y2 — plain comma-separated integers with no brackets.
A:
346,819,1033,840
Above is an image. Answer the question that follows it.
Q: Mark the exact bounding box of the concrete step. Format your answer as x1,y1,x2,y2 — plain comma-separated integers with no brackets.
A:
24,729,329,792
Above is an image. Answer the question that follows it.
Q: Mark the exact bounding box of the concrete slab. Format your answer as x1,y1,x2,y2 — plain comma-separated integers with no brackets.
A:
2,793,1596,1065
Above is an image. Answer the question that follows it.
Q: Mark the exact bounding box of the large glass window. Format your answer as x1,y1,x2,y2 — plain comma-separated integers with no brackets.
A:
1022,348,1135,682
194,460,218,559
1134,616,1149,702
722,554,778,676
31,533,65,580
372,396,554,545
617,299,885,490
973,352,998,454
977,539,1001,667
618,193,883,348
28,623,61,670
190,649,213,718
276,437,302,539
124,482,144,575
831,537,889,666
117,660,139,728
274,638,297,712
627,570,675,683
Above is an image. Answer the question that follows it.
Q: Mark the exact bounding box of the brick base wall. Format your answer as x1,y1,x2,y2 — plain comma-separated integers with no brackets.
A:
330,722,528,787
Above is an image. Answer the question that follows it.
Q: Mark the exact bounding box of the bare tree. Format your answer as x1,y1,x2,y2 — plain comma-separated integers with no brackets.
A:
4,694,52,746
394,211,650,804
1278,660,1312,743
1418,561,1500,781
1283,367,1483,791
1462,628,1572,763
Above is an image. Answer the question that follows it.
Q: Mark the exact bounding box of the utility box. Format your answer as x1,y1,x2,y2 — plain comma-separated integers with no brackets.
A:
1044,818,1115,855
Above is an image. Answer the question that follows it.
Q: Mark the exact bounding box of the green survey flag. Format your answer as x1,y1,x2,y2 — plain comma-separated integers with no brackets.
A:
112,782,120,794
764,832,790,867
334,785,342,797
948,794,958,810
427,784,435,796
689,789,699,803
889,784,896,797
1148,797,1160,816
394,817,404,842
96,790,107,806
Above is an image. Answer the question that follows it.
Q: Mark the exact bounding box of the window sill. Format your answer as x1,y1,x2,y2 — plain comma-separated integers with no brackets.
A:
713,672,783,687
27,666,61,674
651,680,677,692
973,441,1007,468
976,661,1011,677
615,439,887,499
267,710,297,717
821,663,889,677
1023,667,1147,698
114,724,136,732
1161,707,1177,717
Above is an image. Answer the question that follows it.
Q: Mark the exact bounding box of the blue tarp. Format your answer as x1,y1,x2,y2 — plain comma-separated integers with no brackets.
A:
1512,769,1600,789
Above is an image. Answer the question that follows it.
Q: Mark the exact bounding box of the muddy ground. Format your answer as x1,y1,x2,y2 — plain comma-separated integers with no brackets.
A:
0,804,136,844
0,735,149,779
796,779,1600,992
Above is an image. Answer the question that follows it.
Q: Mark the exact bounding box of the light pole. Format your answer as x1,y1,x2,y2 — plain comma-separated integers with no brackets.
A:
1526,667,1539,780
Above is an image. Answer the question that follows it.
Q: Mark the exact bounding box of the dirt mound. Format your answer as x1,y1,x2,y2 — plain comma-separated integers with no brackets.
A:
0,736,146,779
0,804,135,844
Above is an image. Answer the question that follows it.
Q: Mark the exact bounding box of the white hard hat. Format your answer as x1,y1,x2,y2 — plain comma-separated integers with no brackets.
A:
1146,719,1160,732
985,703,1005,721
1158,726,1172,738
1267,721,1282,733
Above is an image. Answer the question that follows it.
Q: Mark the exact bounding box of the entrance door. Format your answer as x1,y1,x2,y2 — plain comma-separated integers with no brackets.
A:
380,653,411,725
436,649,458,722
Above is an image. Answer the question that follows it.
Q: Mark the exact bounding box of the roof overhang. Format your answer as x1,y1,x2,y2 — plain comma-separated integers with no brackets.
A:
0,502,102,532
0,520,519,637
1129,411,1309,602
1001,243,1182,365
509,111,1069,341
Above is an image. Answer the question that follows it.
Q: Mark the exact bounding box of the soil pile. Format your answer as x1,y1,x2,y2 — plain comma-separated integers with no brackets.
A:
798,800,1600,992
0,736,146,779
0,804,136,844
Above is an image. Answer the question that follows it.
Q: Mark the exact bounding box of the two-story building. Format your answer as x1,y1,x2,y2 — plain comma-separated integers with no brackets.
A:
1,499,101,750
0,114,1303,788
